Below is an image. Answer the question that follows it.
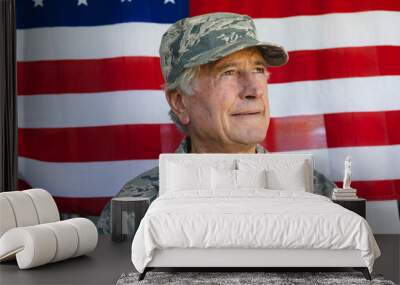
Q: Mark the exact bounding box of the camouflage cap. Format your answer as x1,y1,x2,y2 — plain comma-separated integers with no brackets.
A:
159,12,288,87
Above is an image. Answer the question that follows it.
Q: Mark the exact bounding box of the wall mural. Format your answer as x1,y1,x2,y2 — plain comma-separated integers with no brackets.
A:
16,0,400,233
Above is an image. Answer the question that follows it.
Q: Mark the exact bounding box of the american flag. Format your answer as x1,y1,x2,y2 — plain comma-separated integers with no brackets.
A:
16,0,400,233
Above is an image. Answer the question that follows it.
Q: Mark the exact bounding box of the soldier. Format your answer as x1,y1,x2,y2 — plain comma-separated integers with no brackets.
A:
97,12,336,234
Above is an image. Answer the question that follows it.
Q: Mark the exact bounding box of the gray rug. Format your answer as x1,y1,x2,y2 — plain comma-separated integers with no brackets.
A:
116,271,396,285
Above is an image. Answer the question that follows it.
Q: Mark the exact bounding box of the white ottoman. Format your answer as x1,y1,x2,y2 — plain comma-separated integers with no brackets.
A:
0,189,98,269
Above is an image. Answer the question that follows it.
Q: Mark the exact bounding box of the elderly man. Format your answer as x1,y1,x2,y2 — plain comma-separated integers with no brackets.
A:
97,13,336,233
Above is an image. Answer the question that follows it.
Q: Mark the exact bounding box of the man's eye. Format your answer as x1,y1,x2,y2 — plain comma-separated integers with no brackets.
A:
222,69,235,76
255,67,266,73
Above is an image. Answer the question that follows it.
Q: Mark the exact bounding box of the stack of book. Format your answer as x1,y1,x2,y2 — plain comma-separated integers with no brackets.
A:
332,188,358,200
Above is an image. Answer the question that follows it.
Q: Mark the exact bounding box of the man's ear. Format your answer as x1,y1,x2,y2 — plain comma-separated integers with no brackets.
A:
165,90,190,125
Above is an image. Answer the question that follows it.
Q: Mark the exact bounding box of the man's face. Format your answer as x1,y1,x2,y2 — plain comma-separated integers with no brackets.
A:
184,47,270,148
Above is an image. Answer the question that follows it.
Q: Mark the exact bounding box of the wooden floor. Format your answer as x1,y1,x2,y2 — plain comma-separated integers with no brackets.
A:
374,235,400,284
0,234,398,285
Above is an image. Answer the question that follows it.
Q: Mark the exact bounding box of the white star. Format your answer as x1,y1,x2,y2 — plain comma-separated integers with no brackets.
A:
77,0,88,6
32,0,44,7
121,0,132,2
164,0,175,4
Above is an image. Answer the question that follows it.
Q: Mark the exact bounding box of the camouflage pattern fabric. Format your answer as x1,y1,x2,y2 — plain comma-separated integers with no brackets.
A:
159,12,288,86
97,137,336,234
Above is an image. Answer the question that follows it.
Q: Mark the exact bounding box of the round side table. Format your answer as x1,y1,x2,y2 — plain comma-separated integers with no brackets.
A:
111,196,151,242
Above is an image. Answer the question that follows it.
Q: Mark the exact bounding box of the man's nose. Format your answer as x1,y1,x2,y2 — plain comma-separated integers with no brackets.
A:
238,72,264,100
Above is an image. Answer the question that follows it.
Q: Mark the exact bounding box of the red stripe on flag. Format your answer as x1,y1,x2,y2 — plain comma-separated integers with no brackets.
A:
53,196,111,216
190,0,400,18
335,179,400,200
18,110,400,162
17,179,32,191
17,46,400,95
17,56,164,95
265,110,400,152
18,124,184,162
269,46,400,84
325,111,400,148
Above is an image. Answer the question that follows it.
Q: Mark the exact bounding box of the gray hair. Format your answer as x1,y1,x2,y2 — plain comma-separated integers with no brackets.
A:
165,66,201,133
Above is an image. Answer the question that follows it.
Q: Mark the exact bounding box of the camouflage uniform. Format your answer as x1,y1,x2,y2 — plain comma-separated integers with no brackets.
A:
97,137,336,234
97,13,336,233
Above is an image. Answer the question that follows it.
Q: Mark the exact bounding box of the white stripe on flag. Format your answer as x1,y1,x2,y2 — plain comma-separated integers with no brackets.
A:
18,90,170,128
286,145,400,181
367,201,400,234
17,11,400,61
18,157,159,197
17,22,169,61
269,76,400,118
18,76,400,128
256,11,400,52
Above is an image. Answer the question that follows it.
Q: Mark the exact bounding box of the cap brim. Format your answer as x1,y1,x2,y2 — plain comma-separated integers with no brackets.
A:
256,42,289,67
184,39,288,69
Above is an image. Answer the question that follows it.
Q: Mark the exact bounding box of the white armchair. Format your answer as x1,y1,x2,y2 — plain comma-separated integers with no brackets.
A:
0,189,98,269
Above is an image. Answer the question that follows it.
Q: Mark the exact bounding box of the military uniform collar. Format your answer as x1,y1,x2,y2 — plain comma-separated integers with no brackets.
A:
174,136,267,154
